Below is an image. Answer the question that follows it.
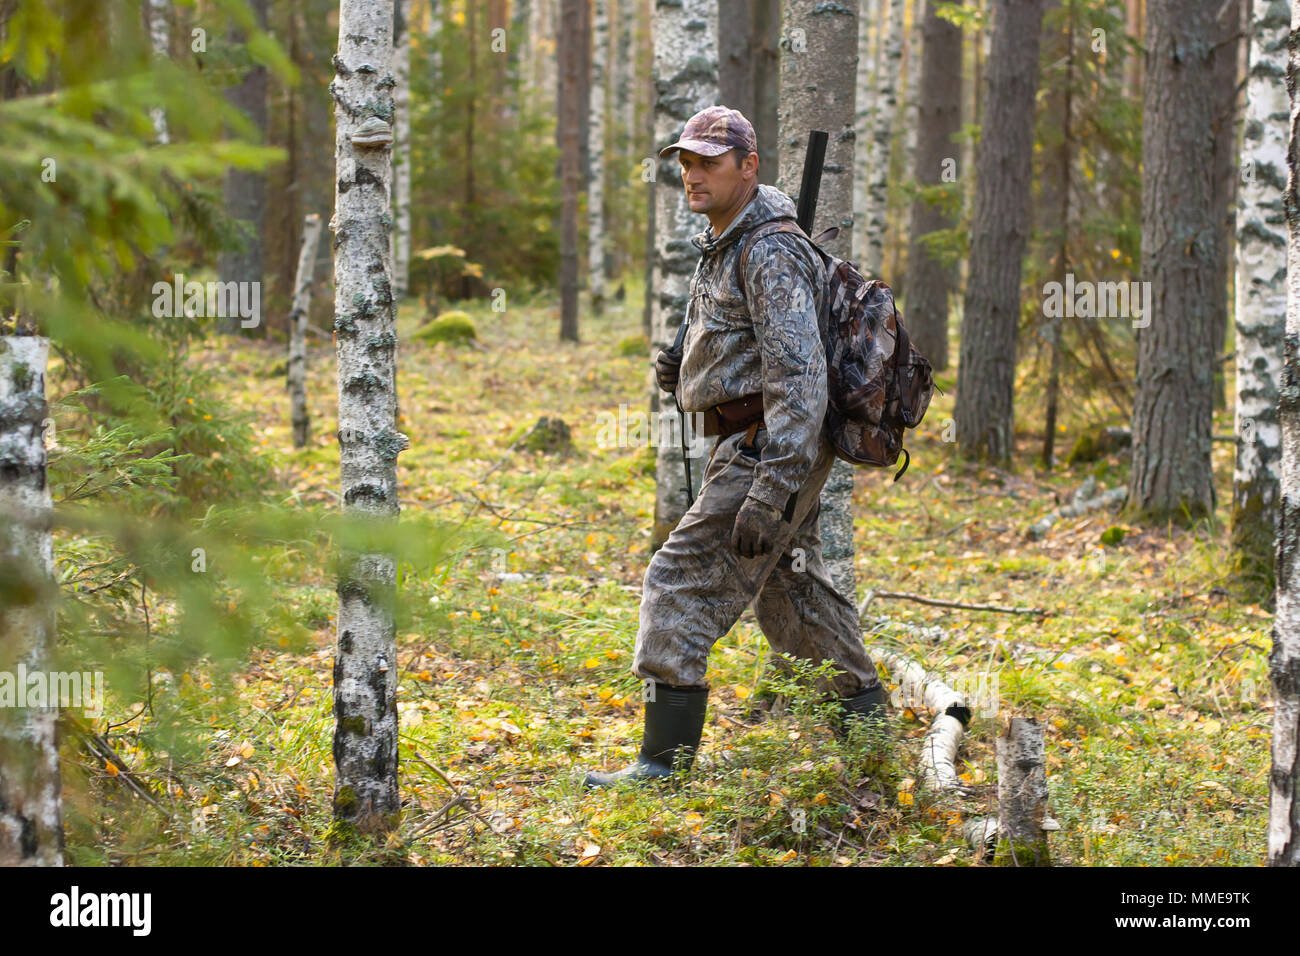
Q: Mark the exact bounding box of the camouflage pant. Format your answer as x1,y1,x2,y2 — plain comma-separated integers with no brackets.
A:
633,425,881,697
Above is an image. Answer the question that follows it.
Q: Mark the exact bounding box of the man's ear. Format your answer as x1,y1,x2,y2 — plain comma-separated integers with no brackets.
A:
744,151,759,180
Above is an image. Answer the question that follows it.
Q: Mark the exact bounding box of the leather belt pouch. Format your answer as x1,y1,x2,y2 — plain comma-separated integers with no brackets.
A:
702,393,764,439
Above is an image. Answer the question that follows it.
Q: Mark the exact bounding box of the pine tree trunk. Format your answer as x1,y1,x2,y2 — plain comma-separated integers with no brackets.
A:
1268,0,1300,869
778,0,859,603
905,0,962,372
1232,0,1288,595
1127,0,1217,522
649,0,717,549
1211,0,1245,411
290,213,322,449
1039,0,1069,468
558,0,582,341
328,0,407,835
392,0,412,300
0,333,62,866
861,0,906,278
219,0,270,336
587,0,609,315
955,0,1045,463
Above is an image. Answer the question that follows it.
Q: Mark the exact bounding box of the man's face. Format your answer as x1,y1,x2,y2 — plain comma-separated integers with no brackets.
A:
678,148,756,217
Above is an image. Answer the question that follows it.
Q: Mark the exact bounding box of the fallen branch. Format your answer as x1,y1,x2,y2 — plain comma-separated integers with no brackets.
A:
859,590,1046,618
66,717,171,818
1025,477,1126,540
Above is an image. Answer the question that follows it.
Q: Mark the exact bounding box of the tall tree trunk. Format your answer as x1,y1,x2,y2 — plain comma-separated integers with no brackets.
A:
1232,0,1288,595
779,0,859,603
579,0,593,182
853,0,880,260
905,0,962,372
329,0,406,835
392,0,412,300
588,0,609,315
289,213,323,448
1040,0,1070,468
147,0,170,143
640,0,655,338
1211,0,1245,411
0,332,62,866
955,0,1045,463
559,0,582,341
861,0,906,278
649,0,717,549
219,0,270,336
718,0,780,186
1127,0,1217,522
1270,0,1300,866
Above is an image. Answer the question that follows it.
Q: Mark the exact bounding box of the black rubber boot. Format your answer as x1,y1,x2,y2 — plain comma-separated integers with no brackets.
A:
583,683,708,789
831,683,889,743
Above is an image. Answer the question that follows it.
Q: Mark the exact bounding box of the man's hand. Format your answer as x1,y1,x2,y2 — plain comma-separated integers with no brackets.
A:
655,346,682,394
731,497,782,558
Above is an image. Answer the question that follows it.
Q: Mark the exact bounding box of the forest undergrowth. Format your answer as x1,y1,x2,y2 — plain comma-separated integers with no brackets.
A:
53,278,1271,866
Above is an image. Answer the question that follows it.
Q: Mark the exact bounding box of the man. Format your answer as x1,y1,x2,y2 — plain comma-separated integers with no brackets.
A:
584,106,888,789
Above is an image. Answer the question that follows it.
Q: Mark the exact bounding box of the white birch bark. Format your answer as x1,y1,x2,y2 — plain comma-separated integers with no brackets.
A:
994,716,1051,865
852,0,879,264
650,0,717,548
290,213,323,449
587,0,609,314
1271,0,1300,868
901,0,923,178
148,0,170,144
1232,0,1289,583
778,0,860,603
328,0,408,834
0,334,62,866
393,0,413,300
861,0,906,277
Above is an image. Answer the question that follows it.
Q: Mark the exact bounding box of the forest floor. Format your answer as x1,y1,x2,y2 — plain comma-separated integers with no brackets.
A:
56,279,1273,866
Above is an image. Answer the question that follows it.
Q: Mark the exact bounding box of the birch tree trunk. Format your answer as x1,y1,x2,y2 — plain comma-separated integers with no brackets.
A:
852,0,879,262
1211,0,1245,412
0,333,62,866
649,0,717,549
994,716,1051,866
778,0,859,604
587,0,609,315
861,0,906,278
328,0,407,834
290,213,322,449
1270,0,1300,867
392,0,412,301
954,0,1045,464
1127,0,1217,522
905,0,962,372
558,0,582,341
1232,0,1288,592
147,0,170,144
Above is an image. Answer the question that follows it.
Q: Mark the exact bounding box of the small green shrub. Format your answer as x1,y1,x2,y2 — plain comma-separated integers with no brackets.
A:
414,310,477,344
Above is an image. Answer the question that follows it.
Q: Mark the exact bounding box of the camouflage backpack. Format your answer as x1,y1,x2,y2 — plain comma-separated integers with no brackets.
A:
736,218,934,480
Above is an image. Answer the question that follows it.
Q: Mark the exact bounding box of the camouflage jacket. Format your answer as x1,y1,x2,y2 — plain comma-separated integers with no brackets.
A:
678,183,828,512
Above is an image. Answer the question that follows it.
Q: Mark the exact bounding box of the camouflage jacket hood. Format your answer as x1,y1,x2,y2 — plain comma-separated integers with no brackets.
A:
677,183,830,513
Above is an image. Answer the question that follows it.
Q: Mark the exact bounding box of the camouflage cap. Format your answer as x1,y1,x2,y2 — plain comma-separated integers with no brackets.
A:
659,106,758,160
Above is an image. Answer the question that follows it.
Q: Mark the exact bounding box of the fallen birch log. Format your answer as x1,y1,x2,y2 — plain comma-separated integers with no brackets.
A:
1025,478,1126,540
866,646,972,795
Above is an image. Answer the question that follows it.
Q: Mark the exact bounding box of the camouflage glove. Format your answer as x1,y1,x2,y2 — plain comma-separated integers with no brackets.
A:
655,346,682,394
731,497,783,559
